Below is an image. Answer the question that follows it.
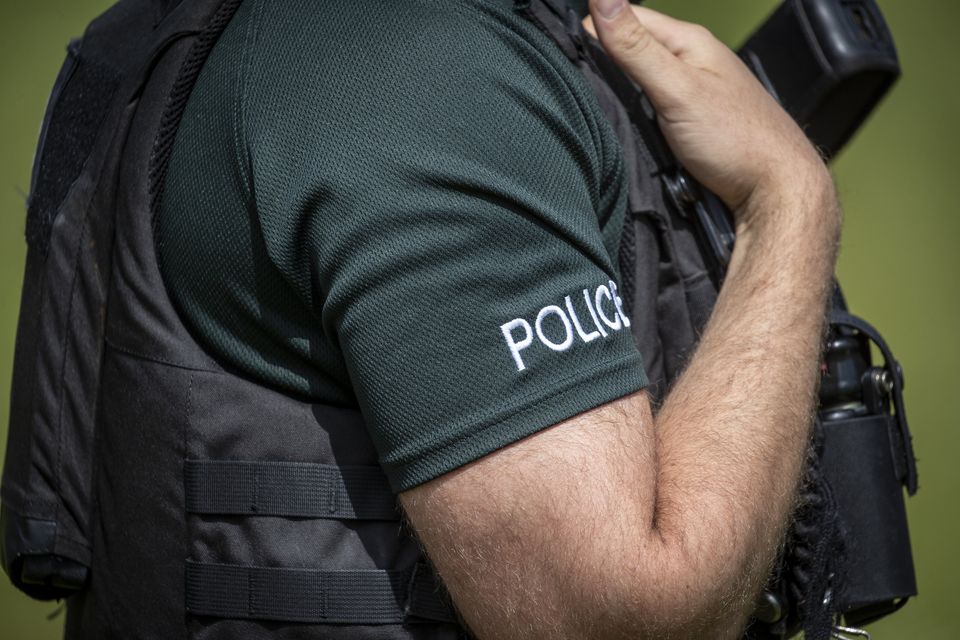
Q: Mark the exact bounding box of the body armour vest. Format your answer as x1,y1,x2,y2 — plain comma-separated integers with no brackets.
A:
2,0,459,637
2,0,918,638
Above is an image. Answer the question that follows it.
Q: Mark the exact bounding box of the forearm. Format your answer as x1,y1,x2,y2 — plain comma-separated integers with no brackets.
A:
400,5,849,637
650,165,841,635
407,171,842,640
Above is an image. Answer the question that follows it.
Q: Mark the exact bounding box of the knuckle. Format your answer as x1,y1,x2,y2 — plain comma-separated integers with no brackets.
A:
615,21,654,57
685,23,714,43
678,23,728,66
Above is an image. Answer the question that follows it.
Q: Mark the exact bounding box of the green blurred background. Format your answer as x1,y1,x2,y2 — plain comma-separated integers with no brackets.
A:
0,0,956,637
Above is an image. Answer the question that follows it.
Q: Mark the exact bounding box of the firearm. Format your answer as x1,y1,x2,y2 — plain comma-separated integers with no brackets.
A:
680,0,902,272
657,1,917,637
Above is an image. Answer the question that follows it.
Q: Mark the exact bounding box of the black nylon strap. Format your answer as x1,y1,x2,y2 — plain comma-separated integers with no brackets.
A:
184,460,399,520
515,0,582,62
185,561,457,624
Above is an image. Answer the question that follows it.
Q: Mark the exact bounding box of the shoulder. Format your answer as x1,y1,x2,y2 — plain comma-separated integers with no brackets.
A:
238,0,609,156
246,0,566,72
235,0,620,217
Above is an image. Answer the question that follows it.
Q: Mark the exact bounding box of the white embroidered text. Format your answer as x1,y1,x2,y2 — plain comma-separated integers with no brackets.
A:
500,280,631,372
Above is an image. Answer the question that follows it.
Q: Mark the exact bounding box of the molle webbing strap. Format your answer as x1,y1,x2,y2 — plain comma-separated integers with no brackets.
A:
184,460,399,520
185,561,457,624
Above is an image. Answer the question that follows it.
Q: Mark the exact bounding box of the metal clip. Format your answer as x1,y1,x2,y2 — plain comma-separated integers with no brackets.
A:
831,625,872,640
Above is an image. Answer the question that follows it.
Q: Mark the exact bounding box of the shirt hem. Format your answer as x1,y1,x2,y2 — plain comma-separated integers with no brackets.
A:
385,352,648,492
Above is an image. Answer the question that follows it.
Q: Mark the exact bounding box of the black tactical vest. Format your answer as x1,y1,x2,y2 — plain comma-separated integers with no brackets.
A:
2,1,459,637
1,0,917,638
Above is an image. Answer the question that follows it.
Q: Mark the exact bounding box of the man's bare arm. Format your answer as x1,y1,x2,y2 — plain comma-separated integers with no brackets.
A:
401,3,841,638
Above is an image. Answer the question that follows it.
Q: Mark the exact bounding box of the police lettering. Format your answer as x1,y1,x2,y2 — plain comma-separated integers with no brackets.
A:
500,281,631,372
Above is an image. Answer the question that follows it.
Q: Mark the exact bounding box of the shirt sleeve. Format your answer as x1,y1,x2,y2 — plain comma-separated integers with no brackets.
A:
246,0,648,491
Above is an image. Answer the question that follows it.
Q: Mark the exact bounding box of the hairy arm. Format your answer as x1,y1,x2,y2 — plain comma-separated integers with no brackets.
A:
401,2,841,638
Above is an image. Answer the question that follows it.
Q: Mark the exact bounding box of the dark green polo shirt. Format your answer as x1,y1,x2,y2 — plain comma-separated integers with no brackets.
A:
157,0,647,491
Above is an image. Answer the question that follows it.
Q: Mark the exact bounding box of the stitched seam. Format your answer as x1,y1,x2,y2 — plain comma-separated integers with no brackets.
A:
51,192,99,540
447,0,607,207
233,0,263,202
247,569,254,617
389,353,648,488
103,337,223,373
184,371,193,545
384,351,645,470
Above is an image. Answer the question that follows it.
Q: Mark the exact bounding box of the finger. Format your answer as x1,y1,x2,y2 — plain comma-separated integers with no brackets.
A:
582,14,597,38
627,7,704,57
583,8,699,56
587,0,688,106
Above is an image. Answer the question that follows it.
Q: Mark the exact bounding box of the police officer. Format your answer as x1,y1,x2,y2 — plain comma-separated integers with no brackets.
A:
155,0,839,636
7,0,841,637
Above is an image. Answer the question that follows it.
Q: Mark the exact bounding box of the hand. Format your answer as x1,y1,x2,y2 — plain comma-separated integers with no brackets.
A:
585,0,830,220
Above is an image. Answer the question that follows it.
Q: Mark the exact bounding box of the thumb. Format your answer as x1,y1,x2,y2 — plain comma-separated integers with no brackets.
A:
587,0,685,108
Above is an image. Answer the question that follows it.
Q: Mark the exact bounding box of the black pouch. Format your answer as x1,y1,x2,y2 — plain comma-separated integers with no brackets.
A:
821,312,918,627
822,413,916,624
